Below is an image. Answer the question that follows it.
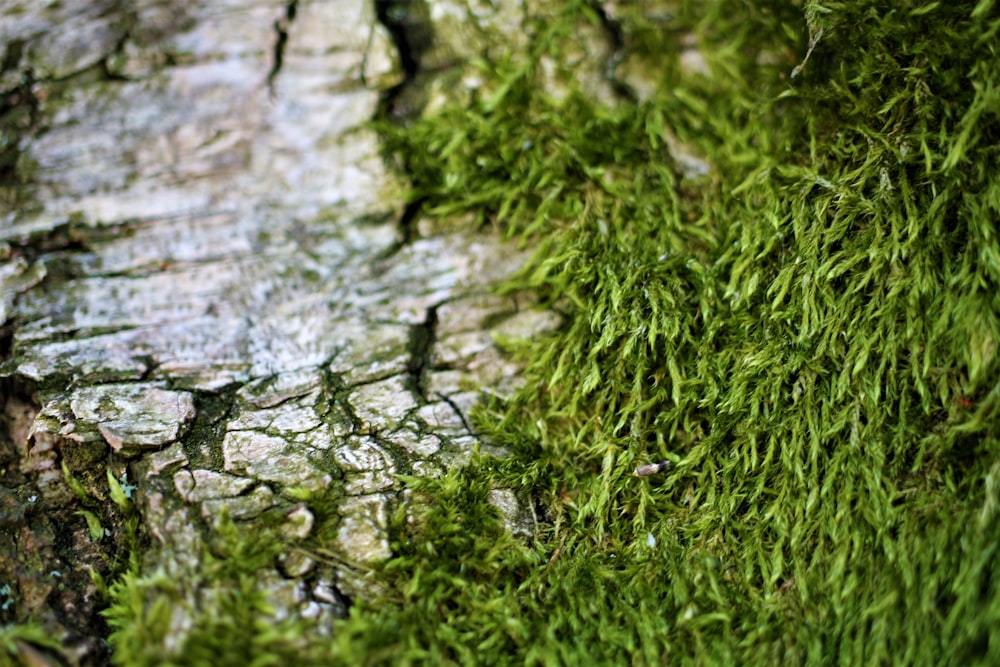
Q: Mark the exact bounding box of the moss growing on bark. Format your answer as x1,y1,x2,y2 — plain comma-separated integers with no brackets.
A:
346,0,1000,663
99,0,1000,664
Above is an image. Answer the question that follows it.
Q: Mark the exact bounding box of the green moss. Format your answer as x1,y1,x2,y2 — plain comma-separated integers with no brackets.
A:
0,621,62,666
353,0,1000,663
100,0,1000,663
103,512,313,667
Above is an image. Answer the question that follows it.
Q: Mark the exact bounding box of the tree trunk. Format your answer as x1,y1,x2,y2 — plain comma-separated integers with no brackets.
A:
0,2,560,662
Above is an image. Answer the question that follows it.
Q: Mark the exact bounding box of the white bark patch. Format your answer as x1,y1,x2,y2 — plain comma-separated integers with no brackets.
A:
69,384,196,456
349,376,417,434
174,469,256,503
222,430,331,491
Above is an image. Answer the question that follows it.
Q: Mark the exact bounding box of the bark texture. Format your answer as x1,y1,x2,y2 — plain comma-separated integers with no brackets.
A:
0,1,567,662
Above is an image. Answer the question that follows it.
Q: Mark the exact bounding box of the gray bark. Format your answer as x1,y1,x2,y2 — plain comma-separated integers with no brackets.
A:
0,1,565,662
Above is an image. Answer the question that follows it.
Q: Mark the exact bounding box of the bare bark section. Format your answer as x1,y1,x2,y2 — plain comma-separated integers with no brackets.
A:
0,1,562,662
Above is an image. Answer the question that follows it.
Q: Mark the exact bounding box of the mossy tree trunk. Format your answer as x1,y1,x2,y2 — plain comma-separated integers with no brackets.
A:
8,1,995,665
0,2,556,663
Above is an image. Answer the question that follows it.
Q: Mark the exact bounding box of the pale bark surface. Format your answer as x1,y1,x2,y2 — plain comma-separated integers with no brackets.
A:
0,2,573,662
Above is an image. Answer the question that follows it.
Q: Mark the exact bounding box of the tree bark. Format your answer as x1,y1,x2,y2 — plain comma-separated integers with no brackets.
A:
0,2,561,662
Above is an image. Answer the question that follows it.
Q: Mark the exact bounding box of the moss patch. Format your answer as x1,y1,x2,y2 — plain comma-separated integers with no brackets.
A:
96,0,1000,664
343,0,1000,664
102,512,308,667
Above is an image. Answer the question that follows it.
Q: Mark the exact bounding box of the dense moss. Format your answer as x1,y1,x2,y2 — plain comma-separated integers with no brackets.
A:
350,0,1000,664
98,0,1000,664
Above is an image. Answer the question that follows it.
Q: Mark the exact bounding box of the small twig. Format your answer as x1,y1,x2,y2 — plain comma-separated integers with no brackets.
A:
542,535,567,575
791,24,823,80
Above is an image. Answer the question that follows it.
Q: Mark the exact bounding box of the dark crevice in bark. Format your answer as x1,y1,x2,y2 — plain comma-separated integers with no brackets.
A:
172,386,243,473
0,377,38,485
374,0,434,117
0,317,14,368
298,568,351,617
405,304,439,403
586,0,637,102
374,198,425,261
396,199,424,247
134,355,162,382
373,0,436,256
6,220,92,260
318,368,365,437
0,56,40,216
267,0,298,95
100,32,135,82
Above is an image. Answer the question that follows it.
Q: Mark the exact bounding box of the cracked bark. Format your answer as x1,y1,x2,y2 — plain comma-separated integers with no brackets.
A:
0,1,571,663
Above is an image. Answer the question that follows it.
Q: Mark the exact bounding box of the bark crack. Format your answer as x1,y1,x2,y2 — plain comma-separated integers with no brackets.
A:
267,0,298,96
404,304,439,403
0,58,40,216
585,0,636,102
372,0,438,257
436,392,474,437
374,0,434,118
